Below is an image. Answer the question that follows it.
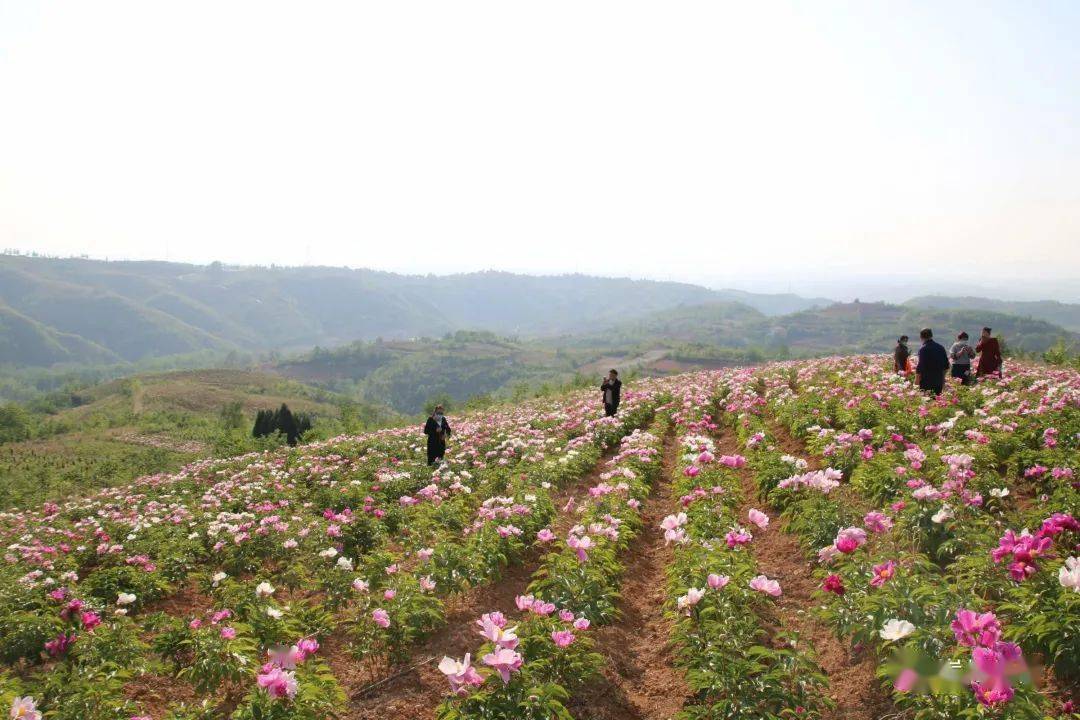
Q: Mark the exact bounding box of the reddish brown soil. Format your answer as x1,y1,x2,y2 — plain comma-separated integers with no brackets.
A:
124,672,202,717
341,444,629,720
716,424,895,720
565,431,692,720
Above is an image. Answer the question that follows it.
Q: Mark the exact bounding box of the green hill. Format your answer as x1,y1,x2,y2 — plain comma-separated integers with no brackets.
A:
905,295,1080,333
0,303,119,366
592,300,1079,356
0,255,821,368
275,331,575,413
0,368,397,507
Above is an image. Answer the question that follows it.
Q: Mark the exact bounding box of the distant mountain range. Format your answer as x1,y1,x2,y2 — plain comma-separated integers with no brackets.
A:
1,255,1077,372
904,295,1080,333
0,255,828,367
582,300,1079,354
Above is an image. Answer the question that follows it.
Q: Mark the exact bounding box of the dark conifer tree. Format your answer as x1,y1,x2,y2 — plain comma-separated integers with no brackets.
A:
276,403,298,446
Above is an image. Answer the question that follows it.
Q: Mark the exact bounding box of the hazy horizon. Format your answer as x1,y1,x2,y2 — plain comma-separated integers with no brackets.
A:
3,2,1080,301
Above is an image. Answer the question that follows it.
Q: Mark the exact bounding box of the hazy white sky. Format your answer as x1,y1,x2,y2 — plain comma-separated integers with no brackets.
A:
2,1,1079,293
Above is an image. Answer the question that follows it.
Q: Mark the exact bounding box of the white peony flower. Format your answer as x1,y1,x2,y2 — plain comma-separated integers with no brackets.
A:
116,592,136,606
1059,557,1080,593
880,619,915,641
931,505,953,524
255,581,275,598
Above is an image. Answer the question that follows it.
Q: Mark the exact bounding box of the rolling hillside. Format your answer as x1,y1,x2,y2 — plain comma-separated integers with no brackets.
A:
905,295,1080,332
592,300,1079,354
1,255,796,366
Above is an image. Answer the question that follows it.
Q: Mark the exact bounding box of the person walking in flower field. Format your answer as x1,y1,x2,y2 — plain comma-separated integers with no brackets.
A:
915,327,949,396
423,404,452,465
976,326,1004,378
600,369,621,417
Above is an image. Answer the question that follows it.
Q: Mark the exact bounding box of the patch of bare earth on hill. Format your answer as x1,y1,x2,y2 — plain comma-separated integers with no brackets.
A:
715,425,896,720
566,431,691,720
340,444,626,720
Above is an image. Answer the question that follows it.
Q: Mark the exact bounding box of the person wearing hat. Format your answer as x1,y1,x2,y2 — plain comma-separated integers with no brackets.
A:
423,404,452,465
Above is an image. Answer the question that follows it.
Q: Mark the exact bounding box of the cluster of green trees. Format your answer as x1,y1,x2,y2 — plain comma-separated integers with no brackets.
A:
252,403,313,446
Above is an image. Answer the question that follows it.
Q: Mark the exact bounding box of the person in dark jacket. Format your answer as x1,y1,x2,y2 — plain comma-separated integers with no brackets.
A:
893,336,911,374
423,404,452,465
976,327,1003,378
915,328,950,395
600,369,621,417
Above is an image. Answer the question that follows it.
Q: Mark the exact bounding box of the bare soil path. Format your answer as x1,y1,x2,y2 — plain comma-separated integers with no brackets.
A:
566,430,692,720
715,422,896,720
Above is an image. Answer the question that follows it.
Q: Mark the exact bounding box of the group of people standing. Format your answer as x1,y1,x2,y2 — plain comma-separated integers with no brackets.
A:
894,327,1003,395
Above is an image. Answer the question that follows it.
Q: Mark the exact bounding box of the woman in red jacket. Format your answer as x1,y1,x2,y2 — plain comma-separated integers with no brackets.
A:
976,327,1003,377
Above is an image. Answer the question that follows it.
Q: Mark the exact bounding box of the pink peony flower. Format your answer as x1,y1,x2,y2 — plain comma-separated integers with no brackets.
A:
951,609,1000,648
372,609,390,628
707,573,730,590
551,630,576,647
482,647,523,684
439,654,484,694
725,528,753,548
10,697,41,720
834,527,867,554
863,511,894,534
257,667,298,699
747,509,770,529
749,575,782,597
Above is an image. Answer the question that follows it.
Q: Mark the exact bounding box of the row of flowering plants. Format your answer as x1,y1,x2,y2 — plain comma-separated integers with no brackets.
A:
660,378,834,719
435,408,671,719
0,385,662,718
750,356,1079,718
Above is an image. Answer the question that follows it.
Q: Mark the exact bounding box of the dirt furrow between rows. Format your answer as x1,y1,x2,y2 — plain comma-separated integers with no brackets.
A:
714,424,894,720
566,430,691,720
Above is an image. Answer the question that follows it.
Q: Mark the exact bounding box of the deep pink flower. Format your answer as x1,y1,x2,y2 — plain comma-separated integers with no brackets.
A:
951,609,1001,648
725,529,753,548
822,574,845,596
834,527,867,554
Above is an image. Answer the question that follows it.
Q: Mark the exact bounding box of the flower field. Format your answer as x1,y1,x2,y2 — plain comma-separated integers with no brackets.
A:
0,357,1076,720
